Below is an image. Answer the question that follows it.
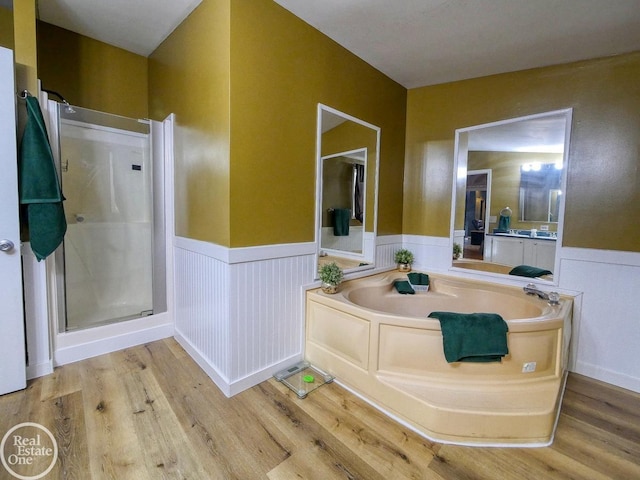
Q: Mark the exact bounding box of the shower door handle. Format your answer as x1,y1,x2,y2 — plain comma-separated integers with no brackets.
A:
0,239,15,252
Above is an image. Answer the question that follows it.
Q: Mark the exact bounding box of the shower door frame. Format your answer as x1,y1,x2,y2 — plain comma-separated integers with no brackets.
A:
43,102,175,366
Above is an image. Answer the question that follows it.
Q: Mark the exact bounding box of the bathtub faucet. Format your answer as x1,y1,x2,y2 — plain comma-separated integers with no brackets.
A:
523,283,561,306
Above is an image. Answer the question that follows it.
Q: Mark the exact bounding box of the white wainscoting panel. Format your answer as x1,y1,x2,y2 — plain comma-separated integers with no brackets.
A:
375,235,402,269
173,236,316,396
558,248,640,393
229,255,316,390
174,243,231,387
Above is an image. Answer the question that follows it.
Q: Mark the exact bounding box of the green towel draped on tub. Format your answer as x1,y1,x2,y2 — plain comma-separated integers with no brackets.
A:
428,311,509,363
19,95,67,261
394,280,415,294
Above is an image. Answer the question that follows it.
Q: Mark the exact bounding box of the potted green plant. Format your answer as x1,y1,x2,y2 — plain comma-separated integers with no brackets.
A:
319,261,344,294
453,243,462,260
394,248,414,272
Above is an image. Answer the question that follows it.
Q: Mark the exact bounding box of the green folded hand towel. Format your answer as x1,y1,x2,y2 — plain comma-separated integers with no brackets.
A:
19,96,67,261
509,265,552,278
333,208,350,236
428,311,509,363
407,272,429,285
394,280,415,295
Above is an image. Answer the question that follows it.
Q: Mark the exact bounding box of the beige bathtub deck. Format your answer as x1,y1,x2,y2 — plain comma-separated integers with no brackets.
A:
305,272,573,445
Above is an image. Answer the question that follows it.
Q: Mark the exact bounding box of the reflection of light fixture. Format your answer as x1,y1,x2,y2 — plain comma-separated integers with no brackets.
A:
521,163,542,171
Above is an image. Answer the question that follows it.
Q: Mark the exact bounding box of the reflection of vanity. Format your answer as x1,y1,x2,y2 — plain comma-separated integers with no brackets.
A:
484,233,556,271
451,109,572,282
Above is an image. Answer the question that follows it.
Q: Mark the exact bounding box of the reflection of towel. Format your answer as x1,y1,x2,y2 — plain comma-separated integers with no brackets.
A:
428,311,509,363
19,96,67,261
333,208,350,236
394,280,415,295
498,214,510,231
509,265,553,278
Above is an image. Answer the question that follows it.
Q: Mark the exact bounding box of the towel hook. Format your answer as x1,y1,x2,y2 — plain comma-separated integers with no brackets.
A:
18,89,31,99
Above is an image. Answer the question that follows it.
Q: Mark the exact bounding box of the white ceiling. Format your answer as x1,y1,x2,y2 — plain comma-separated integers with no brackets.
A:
275,0,640,88
37,0,203,57
34,0,640,88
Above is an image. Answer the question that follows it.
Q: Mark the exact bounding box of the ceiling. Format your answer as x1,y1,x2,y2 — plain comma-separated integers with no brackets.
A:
36,0,203,57
30,0,640,88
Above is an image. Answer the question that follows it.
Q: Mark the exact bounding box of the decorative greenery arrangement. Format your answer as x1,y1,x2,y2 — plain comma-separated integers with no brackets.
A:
453,243,462,259
319,262,344,286
394,248,415,265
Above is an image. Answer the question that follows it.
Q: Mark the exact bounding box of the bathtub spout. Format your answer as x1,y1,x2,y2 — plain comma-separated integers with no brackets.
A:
523,283,561,305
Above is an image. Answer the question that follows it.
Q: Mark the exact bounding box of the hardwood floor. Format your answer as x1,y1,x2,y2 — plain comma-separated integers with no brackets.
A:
1,338,638,479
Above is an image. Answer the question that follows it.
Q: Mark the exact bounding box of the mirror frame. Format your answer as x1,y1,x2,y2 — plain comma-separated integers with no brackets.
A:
449,109,573,286
314,104,381,278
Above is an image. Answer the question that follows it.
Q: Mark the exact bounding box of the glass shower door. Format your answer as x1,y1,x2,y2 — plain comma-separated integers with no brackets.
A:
57,106,153,330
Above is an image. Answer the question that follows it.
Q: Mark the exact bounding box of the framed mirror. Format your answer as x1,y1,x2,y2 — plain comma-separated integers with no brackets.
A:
450,109,572,284
315,104,380,277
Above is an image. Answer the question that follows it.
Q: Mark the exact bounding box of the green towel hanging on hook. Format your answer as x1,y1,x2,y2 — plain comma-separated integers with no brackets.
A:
19,95,67,261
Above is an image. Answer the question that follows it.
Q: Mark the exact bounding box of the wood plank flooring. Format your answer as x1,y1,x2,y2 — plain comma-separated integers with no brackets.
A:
1,338,638,479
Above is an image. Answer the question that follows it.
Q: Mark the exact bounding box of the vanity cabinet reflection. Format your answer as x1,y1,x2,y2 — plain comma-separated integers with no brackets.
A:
484,236,556,271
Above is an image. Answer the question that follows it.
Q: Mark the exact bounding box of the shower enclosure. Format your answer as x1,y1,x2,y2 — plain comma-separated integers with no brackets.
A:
54,105,155,331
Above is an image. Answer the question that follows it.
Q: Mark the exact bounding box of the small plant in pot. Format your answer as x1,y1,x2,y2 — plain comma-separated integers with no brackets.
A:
453,243,462,260
394,249,414,272
319,261,344,294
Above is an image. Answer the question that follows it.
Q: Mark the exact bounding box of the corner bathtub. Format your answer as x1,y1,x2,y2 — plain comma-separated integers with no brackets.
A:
305,272,572,446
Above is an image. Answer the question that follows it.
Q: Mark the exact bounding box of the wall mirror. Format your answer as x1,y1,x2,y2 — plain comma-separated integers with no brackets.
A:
450,109,572,285
315,104,380,277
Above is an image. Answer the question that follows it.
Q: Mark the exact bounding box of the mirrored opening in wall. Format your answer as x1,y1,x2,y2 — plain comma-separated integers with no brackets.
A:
315,104,380,278
450,109,572,286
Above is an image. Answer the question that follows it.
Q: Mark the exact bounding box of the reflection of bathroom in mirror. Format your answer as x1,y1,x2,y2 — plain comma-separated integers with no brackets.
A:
315,104,380,276
451,109,572,284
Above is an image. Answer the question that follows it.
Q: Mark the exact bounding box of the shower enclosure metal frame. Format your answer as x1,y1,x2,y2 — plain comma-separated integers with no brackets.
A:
50,102,165,332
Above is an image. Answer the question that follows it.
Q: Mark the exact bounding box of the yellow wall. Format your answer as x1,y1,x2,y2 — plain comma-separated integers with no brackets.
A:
37,21,148,119
227,0,405,247
405,52,640,252
0,7,13,49
148,0,406,247
13,0,37,95
149,0,231,244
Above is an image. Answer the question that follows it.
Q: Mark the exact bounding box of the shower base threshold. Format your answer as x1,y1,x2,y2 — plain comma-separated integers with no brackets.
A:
274,361,334,399
66,305,153,331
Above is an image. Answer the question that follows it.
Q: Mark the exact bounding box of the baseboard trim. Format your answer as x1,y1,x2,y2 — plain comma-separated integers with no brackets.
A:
175,329,303,397
54,316,174,366
575,360,640,394
26,360,54,380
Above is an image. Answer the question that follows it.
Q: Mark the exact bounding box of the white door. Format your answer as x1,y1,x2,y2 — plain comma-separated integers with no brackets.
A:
0,47,27,395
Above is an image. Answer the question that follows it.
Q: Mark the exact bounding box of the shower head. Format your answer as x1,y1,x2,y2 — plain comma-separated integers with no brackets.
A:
42,88,76,114
62,100,76,114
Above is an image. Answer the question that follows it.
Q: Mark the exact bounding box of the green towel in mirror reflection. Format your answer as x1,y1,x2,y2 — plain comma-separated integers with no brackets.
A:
498,214,510,231
333,208,350,236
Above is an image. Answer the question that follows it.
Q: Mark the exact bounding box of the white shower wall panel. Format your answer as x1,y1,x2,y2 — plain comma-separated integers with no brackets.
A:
64,222,153,327
60,121,151,225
